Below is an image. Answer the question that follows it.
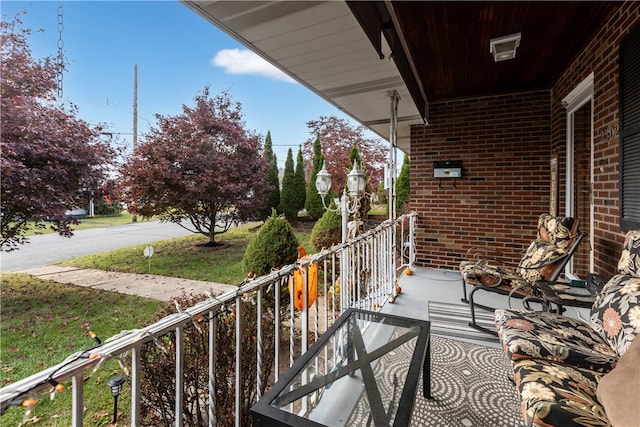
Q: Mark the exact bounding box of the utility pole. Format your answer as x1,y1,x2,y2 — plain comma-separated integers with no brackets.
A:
132,64,138,222
133,64,138,149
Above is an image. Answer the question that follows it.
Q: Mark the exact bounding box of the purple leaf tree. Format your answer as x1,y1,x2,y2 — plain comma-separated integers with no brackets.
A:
119,88,269,246
302,115,389,192
1,16,116,251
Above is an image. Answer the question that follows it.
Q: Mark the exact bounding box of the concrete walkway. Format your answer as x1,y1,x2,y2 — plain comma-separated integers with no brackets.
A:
14,265,237,301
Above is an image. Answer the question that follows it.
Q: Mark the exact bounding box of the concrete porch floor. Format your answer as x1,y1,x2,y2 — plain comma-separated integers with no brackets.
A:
383,266,591,347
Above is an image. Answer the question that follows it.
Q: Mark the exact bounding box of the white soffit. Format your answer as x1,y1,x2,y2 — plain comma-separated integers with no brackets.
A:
181,1,423,153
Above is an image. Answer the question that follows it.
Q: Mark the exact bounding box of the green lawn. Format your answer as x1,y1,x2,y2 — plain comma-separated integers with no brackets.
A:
368,203,388,216
0,274,162,426
1,220,315,425
21,211,142,237
72,211,149,230
59,222,315,284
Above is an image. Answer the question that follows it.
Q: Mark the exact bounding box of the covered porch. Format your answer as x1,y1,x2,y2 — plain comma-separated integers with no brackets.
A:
2,1,638,425
183,0,639,280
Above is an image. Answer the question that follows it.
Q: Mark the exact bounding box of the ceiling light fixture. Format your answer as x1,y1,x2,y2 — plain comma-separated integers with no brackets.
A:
489,32,521,62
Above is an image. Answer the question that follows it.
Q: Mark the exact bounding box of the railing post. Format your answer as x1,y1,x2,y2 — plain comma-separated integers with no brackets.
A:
301,264,308,355
131,344,141,426
71,372,83,426
340,193,350,312
409,213,416,270
275,279,281,382
256,286,263,399
208,309,216,426
175,325,184,427
235,297,242,427
301,264,309,416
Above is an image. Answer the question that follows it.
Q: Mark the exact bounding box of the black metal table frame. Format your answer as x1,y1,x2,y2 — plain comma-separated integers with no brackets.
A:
251,308,431,427
533,280,597,314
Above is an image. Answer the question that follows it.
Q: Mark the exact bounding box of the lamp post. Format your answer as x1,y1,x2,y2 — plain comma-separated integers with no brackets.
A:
315,160,366,311
107,375,126,425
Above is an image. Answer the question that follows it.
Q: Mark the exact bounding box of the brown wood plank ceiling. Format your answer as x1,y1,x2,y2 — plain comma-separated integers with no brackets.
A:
389,2,621,101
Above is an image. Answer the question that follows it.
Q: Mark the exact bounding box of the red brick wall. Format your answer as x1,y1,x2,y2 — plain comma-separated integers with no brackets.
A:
409,2,640,277
410,91,552,269
551,2,640,278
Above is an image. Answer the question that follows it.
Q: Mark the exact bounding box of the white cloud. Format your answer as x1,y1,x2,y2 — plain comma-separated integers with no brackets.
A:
212,48,297,83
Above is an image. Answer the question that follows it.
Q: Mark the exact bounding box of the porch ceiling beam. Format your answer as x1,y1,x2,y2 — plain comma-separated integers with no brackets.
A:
362,114,424,127
347,1,429,124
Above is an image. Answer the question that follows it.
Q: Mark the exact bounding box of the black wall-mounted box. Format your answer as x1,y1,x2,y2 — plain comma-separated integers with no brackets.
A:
433,160,463,178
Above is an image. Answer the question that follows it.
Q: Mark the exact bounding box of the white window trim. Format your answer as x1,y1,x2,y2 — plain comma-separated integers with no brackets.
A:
563,72,595,278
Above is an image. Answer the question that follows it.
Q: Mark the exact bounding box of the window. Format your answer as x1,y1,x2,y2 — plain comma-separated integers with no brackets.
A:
620,25,640,231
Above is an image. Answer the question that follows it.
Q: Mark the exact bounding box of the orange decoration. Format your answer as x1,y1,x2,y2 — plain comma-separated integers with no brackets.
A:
21,399,37,407
297,246,308,258
289,246,318,311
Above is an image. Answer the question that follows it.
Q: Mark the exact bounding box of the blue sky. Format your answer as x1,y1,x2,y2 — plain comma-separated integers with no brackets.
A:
2,1,368,168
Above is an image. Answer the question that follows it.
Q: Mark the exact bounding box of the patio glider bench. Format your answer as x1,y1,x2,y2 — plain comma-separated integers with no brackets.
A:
460,213,586,335
495,230,640,427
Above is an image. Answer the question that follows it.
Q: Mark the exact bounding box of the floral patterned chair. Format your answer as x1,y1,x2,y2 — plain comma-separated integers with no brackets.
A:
494,229,640,427
459,213,586,334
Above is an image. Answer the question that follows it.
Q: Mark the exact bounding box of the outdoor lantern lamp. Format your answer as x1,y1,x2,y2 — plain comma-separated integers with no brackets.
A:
347,161,366,197
315,161,332,198
107,375,126,425
315,160,366,217
315,160,367,312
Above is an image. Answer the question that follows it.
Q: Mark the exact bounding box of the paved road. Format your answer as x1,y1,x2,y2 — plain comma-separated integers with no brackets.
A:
1,220,194,272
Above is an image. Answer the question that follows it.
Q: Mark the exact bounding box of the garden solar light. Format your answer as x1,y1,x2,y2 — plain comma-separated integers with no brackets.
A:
107,375,126,424
1,398,37,415
89,330,102,345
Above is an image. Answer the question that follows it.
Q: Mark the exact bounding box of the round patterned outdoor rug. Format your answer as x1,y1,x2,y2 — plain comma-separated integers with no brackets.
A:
346,334,524,426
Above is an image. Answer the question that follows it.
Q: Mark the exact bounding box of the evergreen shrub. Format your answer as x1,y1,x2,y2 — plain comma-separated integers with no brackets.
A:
242,211,299,276
311,209,342,251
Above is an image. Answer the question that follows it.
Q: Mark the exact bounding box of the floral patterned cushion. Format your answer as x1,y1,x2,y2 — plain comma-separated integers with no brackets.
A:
516,240,568,282
590,272,640,357
536,214,578,250
459,261,537,297
495,309,618,372
514,214,579,282
512,358,608,427
460,261,528,286
617,230,640,277
460,214,579,289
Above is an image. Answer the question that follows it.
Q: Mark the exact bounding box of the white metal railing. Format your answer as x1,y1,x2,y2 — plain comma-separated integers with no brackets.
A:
0,213,416,426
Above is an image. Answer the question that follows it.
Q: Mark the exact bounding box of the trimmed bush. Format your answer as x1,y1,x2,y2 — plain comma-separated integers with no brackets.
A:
377,181,388,205
396,155,410,215
311,209,342,251
280,149,298,222
259,131,280,220
94,200,122,216
242,211,299,276
305,136,325,220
